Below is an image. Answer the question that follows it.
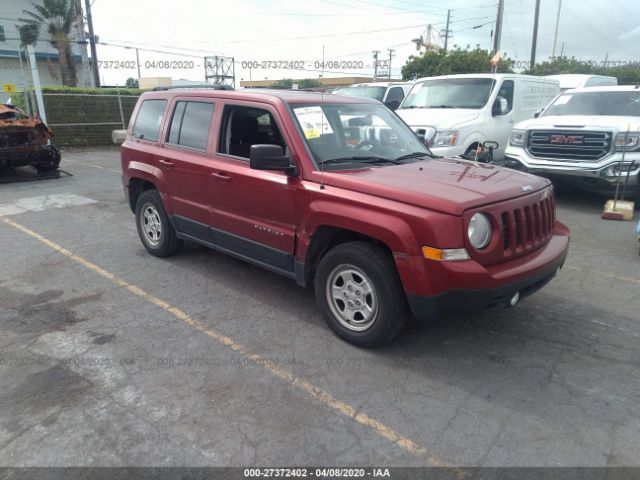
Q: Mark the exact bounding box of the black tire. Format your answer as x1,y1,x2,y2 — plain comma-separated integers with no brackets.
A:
135,189,183,257
314,241,409,348
35,146,61,172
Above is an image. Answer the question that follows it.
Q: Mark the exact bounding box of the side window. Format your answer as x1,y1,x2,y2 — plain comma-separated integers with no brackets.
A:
386,87,405,103
494,80,514,115
166,101,214,150
167,102,186,144
219,105,285,159
132,99,167,142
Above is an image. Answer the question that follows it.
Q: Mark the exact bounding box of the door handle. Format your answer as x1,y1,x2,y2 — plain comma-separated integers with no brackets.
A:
211,171,231,182
159,159,174,167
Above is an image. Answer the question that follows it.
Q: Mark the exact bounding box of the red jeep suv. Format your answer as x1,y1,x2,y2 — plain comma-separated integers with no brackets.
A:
121,87,569,347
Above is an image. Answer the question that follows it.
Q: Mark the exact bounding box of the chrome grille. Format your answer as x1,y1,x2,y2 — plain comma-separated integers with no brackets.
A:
527,130,611,162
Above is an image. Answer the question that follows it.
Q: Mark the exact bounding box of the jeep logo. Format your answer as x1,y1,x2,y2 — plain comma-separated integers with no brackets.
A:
549,134,584,144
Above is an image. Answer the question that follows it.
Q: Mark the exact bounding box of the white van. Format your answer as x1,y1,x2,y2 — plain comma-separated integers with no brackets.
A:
396,74,560,159
332,82,413,110
546,74,617,91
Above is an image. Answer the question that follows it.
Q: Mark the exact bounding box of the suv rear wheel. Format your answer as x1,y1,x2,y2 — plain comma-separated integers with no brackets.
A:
314,241,409,348
135,190,182,257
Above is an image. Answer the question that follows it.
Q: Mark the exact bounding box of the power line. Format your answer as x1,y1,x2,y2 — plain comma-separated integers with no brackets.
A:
195,23,429,44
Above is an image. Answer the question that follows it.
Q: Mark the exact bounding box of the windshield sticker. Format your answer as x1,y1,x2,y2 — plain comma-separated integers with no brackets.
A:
294,107,334,139
554,95,572,105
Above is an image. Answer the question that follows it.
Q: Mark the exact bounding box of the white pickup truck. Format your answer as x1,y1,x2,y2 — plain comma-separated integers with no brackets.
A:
504,86,640,196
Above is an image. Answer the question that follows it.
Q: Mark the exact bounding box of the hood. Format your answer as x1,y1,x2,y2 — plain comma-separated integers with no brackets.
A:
323,158,550,216
515,115,640,132
396,108,481,130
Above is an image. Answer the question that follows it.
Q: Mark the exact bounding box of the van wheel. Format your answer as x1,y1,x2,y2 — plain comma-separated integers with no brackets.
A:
314,241,409,348
135,190,182,257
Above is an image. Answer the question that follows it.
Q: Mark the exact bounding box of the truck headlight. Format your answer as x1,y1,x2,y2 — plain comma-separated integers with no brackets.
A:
510,129,526,147
614,133,640,151
468,213,492,249
432,130,459,147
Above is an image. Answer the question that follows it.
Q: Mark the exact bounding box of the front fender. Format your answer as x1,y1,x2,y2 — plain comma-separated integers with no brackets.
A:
300,199,419,256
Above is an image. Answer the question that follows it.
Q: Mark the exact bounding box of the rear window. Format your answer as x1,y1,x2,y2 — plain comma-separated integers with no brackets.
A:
132,99,167,142
167,101,214,150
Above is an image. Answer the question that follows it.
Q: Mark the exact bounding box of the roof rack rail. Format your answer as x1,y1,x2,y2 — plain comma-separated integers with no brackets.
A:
152,84,234,91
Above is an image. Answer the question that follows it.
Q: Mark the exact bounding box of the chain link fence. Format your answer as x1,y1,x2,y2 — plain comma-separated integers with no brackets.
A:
18,91,140,147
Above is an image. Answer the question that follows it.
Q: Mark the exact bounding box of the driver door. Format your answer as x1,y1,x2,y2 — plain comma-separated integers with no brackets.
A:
487,79,515,159
208,103,297,276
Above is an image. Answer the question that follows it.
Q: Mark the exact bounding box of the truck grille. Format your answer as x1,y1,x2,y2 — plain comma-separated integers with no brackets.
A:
501,196,555,257
527,130,611,162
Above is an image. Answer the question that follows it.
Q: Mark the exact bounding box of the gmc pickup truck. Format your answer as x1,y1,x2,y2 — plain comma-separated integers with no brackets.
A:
121,87,569,347
505,86,640,195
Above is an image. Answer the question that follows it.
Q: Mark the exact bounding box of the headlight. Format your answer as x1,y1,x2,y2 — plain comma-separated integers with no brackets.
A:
614,133,640,151
468,213,492,249
431,130,459,147
510,129,526,147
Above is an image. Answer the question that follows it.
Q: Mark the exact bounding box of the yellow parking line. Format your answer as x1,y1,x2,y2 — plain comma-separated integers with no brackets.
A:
0,215,452,467
63,158,120,174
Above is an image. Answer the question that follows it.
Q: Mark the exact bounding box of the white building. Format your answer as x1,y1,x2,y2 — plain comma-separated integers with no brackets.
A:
0,0,92,103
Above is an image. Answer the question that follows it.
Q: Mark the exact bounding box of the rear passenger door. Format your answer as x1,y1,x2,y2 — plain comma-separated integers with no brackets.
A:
208,103,297,276
159,98,215,233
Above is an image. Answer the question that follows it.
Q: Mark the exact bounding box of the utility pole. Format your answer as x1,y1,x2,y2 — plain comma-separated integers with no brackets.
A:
74,0,91,87
84,0,100,87
135,47,141,80
387,49,395,79
26,45,46,123
444,10,451,52
530,0,541,69
372,50,380,81
550,0,562,58
493,0,504,54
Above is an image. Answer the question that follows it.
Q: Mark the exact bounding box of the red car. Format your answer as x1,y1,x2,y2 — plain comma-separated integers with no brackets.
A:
121,87,569,347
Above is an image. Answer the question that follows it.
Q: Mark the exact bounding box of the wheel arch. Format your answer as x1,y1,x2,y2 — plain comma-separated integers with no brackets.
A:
298,208,420,288
128,177,157,213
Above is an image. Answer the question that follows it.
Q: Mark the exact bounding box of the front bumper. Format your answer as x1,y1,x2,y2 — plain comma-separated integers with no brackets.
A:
429,145,465,158
504,147,640,190
404,226,569,320
0,145,60,169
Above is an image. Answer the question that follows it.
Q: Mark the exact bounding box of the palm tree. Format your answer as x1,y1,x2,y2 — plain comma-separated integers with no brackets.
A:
21,0,78,87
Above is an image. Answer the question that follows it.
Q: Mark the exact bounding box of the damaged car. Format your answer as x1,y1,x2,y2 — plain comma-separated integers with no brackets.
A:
0,104,60,173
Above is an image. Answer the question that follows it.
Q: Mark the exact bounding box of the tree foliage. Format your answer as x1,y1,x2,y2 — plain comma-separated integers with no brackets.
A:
402,48,514,80
525,56,640,85
20,0,78,87
125,77,139,88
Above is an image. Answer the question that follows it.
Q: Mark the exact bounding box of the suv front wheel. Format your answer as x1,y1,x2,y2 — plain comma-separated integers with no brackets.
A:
135,190,183,257
314,241,409,348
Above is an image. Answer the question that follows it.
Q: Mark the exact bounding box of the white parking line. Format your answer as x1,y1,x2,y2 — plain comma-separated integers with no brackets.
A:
0,194,97,217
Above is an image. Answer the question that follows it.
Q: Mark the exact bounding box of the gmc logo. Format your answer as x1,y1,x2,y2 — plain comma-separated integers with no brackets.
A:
549,134,584,144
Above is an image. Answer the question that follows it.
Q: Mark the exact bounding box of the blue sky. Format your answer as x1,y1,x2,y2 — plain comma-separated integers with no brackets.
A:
91,0,640,85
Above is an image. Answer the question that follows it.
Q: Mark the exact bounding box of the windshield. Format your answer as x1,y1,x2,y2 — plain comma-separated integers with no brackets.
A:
401,78,496,109
291,103,431,170
333,86,387,101
543,91,640,117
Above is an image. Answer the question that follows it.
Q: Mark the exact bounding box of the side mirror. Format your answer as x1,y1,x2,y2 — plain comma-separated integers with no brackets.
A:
385,100,400,111
249,145,297,176
415,128,428,145
492,96,509,116
533,109,542,118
